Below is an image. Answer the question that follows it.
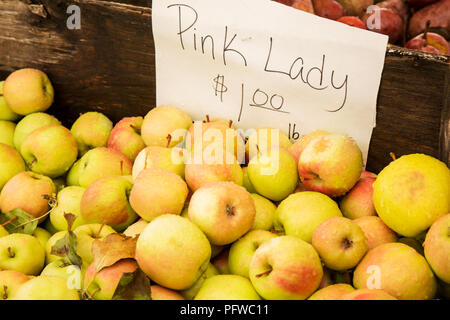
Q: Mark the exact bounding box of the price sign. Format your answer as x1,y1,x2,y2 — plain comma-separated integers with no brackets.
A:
152,0,388,163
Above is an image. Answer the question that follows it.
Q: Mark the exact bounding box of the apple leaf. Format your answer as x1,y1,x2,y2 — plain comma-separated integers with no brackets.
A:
112,268,152,300
91,233,138,273
0,209,38,235
50,213,83,268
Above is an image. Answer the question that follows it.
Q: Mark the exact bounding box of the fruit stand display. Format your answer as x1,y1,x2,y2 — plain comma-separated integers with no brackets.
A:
0,0,449,301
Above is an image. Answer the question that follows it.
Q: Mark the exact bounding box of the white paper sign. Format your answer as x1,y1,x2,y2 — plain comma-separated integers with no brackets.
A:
152,0,388,163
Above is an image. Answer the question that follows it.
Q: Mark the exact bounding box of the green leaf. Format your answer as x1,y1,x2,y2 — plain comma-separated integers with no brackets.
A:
0,209,38,235
112,268,152,300
50,213,83,268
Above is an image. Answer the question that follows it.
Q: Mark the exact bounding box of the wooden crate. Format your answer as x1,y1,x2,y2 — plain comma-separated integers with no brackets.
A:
0,0,449,173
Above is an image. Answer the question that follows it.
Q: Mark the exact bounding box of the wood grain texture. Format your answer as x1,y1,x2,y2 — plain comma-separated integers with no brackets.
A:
0,0,449,173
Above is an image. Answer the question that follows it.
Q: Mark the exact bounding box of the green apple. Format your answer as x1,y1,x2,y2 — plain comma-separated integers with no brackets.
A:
0,171,55,220
68,147,133,188
354,216,398,250
289,130,330,164
0,143,25,191
84,259,138,300
135,214,211,290
0,81,19,121
123,219,148,238
308,283,355,300
50,186,87,231
13,112,61,151
247,147,298,201
298,133,363,197
21,125,78,178
249,194,277,231
45,231,68,264
151,285,185,300
339,175,377,219
130,168,188,222
0,226,8,238
141,105,192,147
180,263,219,300
373,154,450,237
194,275,260,300
66,159,81,186
342,288,397,300
33,227,52,249
2,68,54,116
43,217,59,235
275,191,342,243
132,145,185,180
424,214,450,283
0,233,45,275
242,167,257,193
0,120,15,147
312,217,368,271
71,112,113,156
186,119,245,163
41,259,86,290
0,270,30,300
108,116,146,162
73,224,116,264
185,152,243,192
81,176,138,231
353,243,437,300
188,182,256,246
228,230,277,278
249,235,323,300
13,276,79,300
245,127,292,162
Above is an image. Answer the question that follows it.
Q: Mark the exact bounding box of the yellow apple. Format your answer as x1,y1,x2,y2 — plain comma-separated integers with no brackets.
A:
130,168,188,221
13,275,79,300
275,191,343,243
0,270,30,300
70,112,113,156
188,182,256,245
373,154,450,237
3,68,54,116
353,242,437,300
141,105,192,148
135,214,211,290
195,275,261,300
298,133,363,197
0,233,45,275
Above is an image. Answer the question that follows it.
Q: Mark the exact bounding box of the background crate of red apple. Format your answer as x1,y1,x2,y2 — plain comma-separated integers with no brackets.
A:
0,0,448,173
276,0,450,54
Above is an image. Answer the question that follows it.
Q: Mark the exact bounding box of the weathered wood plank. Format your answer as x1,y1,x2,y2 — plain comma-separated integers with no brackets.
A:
0,0,448,173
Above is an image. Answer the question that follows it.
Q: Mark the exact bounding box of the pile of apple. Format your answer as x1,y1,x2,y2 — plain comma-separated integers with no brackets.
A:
275,0,450,55
0,68,449,301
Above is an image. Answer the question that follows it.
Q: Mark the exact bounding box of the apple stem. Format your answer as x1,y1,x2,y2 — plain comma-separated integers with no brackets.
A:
166,134,172,148
7,247,14,258
120,161,124,176
270,229,284,234
1,216,17,227
96,223,105,239
389,152,397,161
89,288,100,299
206,115,210,122
255,269,271,278
2,286,7,300
229,120,233,128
